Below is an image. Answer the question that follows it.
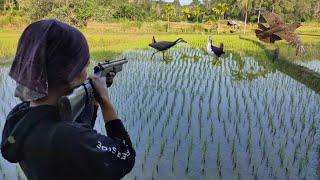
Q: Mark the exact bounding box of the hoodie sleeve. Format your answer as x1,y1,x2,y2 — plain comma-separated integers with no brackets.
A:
52,120,135,179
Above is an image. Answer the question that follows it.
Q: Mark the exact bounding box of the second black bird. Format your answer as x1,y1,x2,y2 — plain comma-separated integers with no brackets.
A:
149,36,187,60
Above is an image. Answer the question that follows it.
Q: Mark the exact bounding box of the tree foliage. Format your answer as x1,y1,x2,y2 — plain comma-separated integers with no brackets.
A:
0,0,319,25
212,3,229,20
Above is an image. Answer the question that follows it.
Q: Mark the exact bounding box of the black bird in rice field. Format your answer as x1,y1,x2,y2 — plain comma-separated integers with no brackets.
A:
149,36,187,60
207,36,225,58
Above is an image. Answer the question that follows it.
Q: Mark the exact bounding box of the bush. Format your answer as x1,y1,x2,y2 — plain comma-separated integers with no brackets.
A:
113,4,147,21
92,6,115,22
21,0,95,27
0,13,27,29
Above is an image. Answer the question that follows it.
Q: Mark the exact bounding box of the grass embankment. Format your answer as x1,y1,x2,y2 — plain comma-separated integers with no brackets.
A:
0,32,269,61
240,36,320,93
0,21,320,62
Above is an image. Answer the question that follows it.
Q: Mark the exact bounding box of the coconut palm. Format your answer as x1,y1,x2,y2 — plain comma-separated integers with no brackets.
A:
212,2,229,34
162,4,175,32
181,7,191,32
181,6,191,22
212,3,229,20
192,5,204,24
239,0,251,34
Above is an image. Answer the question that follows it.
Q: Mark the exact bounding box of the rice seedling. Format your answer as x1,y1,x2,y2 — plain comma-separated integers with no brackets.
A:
278,145,285,167
210,122,215,142
201,139,208,175
198,101,203,139
0,41,319,179
298,157,306,175
216,141,222,177
185,137,193,173
231,137,237,170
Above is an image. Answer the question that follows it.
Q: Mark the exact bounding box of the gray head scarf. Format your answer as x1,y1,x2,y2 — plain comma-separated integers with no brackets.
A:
9,19,90,101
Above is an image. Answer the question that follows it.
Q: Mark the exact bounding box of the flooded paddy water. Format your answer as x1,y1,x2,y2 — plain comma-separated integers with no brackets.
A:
0,47,319,179
297,60,320,73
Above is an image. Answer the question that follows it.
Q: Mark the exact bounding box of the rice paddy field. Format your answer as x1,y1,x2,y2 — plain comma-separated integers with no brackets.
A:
1,21,320,61
0,23,320,180
297,60,320,73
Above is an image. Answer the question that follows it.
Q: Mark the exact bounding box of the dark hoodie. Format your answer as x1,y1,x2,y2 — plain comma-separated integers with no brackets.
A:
1,102,135,180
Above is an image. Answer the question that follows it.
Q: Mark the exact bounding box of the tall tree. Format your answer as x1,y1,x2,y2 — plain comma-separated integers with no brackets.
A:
181,6,191,32
173,0,181,14
212,2,229,20
212,2,229,34
313,0,320,20
181,6,191,22
294,0,312,21
204,0,210,14
240,0,251,34
162,4,175,32
192,4,203,23
255,0,264,23
191,0,200,7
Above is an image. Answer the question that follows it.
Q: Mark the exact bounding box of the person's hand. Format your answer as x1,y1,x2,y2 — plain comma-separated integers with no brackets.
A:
106,72,116,87
89,75,119,122
89,75,109,106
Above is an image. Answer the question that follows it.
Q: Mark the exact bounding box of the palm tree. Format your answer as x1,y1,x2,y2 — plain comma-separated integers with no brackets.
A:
181,7,191,32
240,0,251,34
162,4,175,32
4,0,14,12
182,7,191,22
192,5,203,24
256,0,265,23
212,3,229,34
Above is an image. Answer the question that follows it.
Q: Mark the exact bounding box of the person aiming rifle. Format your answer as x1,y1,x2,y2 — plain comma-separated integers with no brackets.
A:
1,19,135,180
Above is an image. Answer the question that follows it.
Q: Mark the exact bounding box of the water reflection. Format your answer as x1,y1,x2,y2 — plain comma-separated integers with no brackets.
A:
0,47,319,180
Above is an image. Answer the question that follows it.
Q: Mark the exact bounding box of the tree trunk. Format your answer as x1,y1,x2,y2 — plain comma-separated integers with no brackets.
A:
244,2,248,35
218,16,220,34
257,1,263,23
272,1,274,13
167,16,170,32
185,17,187,33
9,0,13,13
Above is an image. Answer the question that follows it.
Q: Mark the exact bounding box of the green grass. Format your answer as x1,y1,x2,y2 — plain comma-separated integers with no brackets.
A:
0,22,320,62
0,32,264,61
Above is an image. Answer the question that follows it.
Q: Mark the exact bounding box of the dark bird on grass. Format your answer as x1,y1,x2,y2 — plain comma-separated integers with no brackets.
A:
149,36,187,60
207,36,225,57
255,11,305,55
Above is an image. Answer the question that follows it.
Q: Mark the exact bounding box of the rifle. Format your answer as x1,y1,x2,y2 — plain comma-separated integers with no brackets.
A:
58,58,128,121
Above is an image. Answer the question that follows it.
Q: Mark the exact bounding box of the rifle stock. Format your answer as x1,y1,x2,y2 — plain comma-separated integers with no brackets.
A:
58,58,128,121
